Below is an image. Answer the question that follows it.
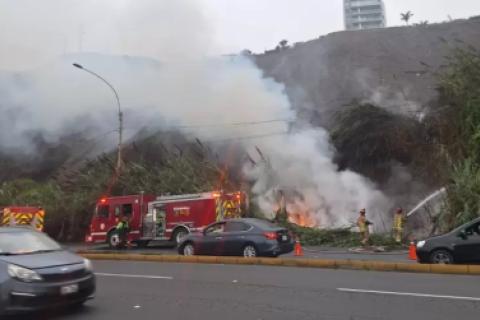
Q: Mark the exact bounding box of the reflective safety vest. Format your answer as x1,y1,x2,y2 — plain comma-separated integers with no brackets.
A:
357,216,367,232
116,221,129,230
393,214,405,230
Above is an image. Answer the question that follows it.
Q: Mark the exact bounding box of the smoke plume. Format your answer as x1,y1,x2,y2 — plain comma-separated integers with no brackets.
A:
0,0,389,228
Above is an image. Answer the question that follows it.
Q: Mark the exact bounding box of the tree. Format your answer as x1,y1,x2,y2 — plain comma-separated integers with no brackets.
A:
279,39,289,50
429,48,480,230
330,103,434,184
0,179,65,236
401,11,414,25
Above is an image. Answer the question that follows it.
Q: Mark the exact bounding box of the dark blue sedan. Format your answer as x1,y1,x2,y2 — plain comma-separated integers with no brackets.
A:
178,218,294,257
0,227,95,316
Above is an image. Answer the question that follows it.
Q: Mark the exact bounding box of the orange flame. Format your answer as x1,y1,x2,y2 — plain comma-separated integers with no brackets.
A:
285,201,317,227
270,194,318,228
287,212,316,228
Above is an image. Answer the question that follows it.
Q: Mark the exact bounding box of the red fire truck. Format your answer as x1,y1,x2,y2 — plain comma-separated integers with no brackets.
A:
85,191,247,248
0,206,45,231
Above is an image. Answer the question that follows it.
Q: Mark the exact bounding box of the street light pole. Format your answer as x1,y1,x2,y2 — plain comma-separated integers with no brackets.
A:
73,63,123,173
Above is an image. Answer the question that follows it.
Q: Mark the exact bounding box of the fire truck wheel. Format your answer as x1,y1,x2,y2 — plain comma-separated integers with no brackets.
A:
243,244,257,258
173,228,189,246
107,231,122,249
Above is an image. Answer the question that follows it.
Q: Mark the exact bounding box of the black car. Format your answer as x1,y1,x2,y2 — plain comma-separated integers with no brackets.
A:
416,217,480,264
0,227,95,315
178,218,294,257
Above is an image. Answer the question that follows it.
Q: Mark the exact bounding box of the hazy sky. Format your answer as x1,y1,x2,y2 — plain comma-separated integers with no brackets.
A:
200,0,480,54
1,0,480,70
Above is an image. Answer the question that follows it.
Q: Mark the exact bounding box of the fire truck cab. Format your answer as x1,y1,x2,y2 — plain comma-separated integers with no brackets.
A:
86,191,247,248
0,206,45,231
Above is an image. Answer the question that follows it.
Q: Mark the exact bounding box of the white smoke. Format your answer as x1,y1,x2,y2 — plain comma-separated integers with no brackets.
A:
244,129,388,228
0,0,211,70
354,68,423,117
0,0,389,228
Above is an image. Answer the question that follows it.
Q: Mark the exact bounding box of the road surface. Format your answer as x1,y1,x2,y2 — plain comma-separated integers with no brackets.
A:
21,260,480,320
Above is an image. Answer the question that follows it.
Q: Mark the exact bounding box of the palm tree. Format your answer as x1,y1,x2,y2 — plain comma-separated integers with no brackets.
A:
401,11,414,25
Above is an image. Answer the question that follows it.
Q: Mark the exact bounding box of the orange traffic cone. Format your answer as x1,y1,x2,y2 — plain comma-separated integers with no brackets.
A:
294,237,304,257
408,241,417,260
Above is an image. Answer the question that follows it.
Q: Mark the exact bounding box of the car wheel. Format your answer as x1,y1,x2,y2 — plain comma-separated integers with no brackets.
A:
108,231,122,249
173,228,189,246
430,249,454,264
243,244,257,258
182,243,195,256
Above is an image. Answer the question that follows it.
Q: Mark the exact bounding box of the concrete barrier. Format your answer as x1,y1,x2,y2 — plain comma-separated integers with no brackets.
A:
79,252,480,275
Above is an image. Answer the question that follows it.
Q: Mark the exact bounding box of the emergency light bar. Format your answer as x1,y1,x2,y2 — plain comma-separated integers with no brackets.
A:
156,193,204,201
155,191,225,202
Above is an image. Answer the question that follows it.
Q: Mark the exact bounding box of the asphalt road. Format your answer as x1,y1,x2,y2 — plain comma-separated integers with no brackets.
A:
20,260,480,320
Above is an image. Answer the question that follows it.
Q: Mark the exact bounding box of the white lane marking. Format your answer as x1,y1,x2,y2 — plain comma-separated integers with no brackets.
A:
95,272,173,280
338,288,480,302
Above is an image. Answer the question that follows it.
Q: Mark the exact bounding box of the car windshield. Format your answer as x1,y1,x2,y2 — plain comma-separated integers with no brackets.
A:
0,231,62,255
450,219,480,234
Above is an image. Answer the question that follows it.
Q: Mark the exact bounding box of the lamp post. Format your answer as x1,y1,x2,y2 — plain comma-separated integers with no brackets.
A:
73,63,123,173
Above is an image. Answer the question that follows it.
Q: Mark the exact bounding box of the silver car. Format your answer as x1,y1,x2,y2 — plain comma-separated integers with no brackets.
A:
0,227,95,316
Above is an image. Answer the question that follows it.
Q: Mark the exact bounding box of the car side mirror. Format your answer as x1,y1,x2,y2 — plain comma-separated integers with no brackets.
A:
458,230,467,239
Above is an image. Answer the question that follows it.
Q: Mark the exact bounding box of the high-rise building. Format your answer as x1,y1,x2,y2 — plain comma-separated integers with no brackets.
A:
344,0,386,30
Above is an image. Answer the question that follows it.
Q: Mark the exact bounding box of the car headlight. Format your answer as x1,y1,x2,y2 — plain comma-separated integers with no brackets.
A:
84,258,93,271
7,264,43,282
416,240,426,248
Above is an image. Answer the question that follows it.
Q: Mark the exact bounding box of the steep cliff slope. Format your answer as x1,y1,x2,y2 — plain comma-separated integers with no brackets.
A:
255,18,480,126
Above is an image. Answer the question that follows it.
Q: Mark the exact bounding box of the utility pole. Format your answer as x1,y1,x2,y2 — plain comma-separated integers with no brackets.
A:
72,63,123,173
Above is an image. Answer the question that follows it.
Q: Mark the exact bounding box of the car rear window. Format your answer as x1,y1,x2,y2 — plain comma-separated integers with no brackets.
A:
250,219,280,229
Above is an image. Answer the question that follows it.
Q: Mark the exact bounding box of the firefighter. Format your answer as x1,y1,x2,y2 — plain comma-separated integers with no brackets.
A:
392,207,406,243
116,215,130,248
357,209,372,246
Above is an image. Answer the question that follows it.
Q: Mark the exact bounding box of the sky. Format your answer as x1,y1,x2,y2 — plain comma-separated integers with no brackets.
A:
199,0,480,54
1,0,480,70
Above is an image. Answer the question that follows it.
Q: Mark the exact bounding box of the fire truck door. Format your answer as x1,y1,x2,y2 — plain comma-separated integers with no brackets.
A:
143,206,166,239
142,210,155,238
154,206,166,238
